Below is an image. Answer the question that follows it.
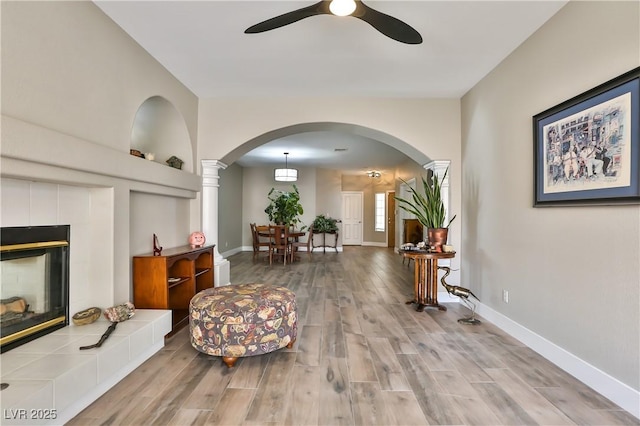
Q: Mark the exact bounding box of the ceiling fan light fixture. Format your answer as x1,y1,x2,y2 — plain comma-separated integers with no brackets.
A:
274,152,298,182
329,0,356,17
367,170,381,178
245,0,422,44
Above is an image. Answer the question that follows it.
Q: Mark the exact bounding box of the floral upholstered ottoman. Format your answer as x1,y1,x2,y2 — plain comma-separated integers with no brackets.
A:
189,283,297,367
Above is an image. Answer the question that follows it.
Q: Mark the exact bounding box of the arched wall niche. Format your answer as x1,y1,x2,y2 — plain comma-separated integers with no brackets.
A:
219,121,432,166
131,96,193,172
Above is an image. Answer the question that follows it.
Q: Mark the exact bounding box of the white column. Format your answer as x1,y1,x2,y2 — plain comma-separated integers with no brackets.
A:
201,159,230,286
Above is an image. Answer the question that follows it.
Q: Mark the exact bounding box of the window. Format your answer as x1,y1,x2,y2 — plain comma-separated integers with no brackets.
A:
374,193,385,232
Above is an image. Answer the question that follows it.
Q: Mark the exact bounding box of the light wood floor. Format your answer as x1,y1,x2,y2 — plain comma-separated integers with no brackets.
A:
69,247,639,425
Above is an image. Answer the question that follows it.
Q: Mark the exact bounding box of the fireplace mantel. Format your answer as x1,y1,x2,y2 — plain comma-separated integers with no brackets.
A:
1,113,204,316
1,115,201,196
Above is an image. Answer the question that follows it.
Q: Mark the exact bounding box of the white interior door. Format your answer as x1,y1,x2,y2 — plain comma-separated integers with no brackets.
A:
341,191,363,245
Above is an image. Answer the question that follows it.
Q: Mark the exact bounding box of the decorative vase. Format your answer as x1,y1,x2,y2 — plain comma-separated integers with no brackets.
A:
427,228,448,252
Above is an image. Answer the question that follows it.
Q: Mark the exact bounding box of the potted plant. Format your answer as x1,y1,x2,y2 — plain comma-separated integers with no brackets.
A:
395,167,456,252
311,214,338,233
264,185,304,228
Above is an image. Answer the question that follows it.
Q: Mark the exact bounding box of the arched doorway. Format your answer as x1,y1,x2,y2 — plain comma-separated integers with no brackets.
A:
215,122,437,256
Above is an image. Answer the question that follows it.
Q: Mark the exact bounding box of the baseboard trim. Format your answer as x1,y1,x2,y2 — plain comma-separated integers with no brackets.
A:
477,303,640,419
361,241,387,247
220,246,244,258
311,246,342,253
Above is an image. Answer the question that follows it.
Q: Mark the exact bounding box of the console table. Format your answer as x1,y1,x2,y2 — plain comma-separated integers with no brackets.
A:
400,249,455,312
133,245,215,334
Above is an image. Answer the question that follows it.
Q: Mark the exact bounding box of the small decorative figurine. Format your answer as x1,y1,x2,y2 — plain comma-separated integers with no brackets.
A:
166,156,184,169
189,231,206,248
153,233,163,256
130,149,145,158
72,307,102,325
439,266,481,325
79,302,135,350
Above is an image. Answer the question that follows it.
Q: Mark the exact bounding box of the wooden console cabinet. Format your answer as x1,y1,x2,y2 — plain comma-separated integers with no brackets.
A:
133,245,215,334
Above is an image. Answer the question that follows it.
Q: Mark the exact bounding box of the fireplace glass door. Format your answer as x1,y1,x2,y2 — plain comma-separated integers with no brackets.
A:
0,225,70,352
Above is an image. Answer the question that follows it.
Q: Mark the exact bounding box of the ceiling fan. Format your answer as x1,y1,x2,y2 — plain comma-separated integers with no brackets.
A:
245,0,422,45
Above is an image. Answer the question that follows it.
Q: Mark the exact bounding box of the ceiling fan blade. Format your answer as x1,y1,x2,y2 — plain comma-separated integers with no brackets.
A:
353,1,422,44
245,1,331,34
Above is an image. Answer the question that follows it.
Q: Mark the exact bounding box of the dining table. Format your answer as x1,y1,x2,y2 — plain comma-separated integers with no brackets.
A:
257,227,307,261
257,228,306,240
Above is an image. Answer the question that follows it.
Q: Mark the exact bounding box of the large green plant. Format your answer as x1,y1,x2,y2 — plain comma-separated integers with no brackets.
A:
265,185,304,227
311,214,338,233
395,168,456,229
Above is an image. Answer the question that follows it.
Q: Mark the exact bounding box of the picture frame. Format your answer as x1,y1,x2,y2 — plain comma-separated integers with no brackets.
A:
533,67,639,206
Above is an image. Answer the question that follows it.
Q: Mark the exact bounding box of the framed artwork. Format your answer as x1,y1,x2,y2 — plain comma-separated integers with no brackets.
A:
533,67,639,206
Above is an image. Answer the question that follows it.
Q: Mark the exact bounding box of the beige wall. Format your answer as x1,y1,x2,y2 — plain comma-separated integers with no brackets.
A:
227,165,403,250
315,168,344,247
1,1,198,160
218,163,244,253
199,98,462,261
342,175,395,244
1,2,200,304
316,169,343,222
461,0,639,391
129,192,191,255
239,167,318,248
198,99,460,165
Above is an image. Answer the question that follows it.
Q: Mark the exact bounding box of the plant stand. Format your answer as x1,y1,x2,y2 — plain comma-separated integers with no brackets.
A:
400,249,455,312
311,231,339,253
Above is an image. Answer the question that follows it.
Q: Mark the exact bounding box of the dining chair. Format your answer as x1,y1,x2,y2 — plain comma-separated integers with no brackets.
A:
290,223,313,262
250,223,270,260
269,224,291,265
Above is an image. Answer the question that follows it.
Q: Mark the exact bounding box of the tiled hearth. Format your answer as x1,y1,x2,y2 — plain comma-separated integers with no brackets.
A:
0,310,171,425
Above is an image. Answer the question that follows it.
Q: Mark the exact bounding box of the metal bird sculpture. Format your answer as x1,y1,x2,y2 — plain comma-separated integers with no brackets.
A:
439,266,481,325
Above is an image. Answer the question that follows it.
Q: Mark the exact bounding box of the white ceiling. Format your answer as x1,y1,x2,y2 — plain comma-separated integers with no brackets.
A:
95,0,567,173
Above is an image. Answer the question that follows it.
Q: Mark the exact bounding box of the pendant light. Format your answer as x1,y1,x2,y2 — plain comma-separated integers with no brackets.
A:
274,152,298,182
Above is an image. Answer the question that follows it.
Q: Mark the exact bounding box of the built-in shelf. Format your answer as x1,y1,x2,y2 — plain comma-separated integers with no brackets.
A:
130,96,193,173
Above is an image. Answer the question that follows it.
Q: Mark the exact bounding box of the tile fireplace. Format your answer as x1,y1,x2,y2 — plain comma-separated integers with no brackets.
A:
0,225,70,353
